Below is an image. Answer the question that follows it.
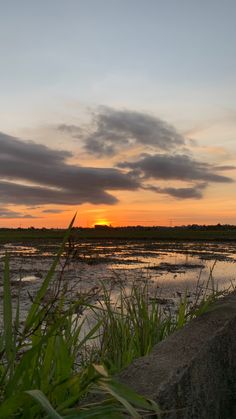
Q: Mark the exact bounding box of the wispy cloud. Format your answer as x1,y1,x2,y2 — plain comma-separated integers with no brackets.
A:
143,183,207,199
42,209,65,214
0,208,36,218
59,107,185,157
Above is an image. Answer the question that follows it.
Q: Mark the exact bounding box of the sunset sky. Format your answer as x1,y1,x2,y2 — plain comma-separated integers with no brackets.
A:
0,0,236,228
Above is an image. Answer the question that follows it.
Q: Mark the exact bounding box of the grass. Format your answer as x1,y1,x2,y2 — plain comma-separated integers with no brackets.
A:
90,276,223,374
0,216,228,418
90,283,173,373
0,216,162,418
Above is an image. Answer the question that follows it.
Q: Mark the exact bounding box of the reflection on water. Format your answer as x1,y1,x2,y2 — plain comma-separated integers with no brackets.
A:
17,275,40,282
0,240,235,315
72,240,236,290
3,244,38,254
0,240,236,319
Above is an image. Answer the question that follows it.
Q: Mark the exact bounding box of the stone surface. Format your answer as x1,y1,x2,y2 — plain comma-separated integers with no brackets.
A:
118,292,236,418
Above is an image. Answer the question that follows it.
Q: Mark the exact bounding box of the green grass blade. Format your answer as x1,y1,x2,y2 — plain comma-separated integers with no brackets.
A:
24,213,76,332
14,283,21,333
98,380,141,418
76,319,103,352
6,314,69,394
26,389,63,419
99,378,161,414
13,280,21,352
176,296,187,330
3,253,14,368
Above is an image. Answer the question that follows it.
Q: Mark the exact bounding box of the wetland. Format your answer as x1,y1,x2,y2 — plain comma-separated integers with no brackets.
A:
1,235,236,320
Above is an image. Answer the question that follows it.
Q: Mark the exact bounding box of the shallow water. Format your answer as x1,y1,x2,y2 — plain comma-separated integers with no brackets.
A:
0,240,235,319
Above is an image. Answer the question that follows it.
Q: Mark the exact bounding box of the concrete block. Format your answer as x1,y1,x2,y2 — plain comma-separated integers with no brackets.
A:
118,292,236,418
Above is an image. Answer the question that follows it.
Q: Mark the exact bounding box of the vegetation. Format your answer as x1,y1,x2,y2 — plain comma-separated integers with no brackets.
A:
0,217,227,417
1,224,236,242
91,280,219,374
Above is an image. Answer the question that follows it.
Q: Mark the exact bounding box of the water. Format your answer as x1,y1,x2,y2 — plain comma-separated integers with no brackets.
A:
73,240,236,291
0,239,235,319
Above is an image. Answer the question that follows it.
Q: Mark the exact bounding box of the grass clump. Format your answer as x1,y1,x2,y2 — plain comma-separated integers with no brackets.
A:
92,283,173,373
91,275,222,374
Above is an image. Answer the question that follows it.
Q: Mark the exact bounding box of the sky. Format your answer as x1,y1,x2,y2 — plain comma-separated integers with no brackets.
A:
0,0,236,227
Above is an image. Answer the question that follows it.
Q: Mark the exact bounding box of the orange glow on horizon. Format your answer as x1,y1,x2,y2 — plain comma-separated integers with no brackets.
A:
1,181,236,230
92,218,112,227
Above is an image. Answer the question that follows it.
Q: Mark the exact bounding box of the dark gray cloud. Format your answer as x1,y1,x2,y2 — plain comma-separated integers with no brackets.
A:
55,108,235,201
42,209,65,214
0,130,233,208
0,132,71,165
0,208,36,218
118,153,234,183
59,108,185,157
144,183,207,199
0,132,139,207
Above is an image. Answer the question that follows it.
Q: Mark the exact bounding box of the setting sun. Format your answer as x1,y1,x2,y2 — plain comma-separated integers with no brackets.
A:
93,218,111,227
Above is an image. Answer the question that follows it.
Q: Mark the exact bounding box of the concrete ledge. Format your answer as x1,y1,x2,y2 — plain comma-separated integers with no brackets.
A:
118,292,236,418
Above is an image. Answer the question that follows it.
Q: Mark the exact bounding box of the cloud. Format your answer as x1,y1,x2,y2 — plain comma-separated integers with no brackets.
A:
144,183,207,199
118,153,234,183
1,120,233,209
59,108,185,157
213,165,236,171
58,124,84,137
26,206,42,210
0,132,71,164
42,209,65,214
0,132,140,207
0,208,36,218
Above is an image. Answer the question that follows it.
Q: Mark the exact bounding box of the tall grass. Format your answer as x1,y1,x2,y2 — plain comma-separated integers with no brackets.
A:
91,283,172,373
0,217,161,418
90,274,223,374
0,216,226,417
